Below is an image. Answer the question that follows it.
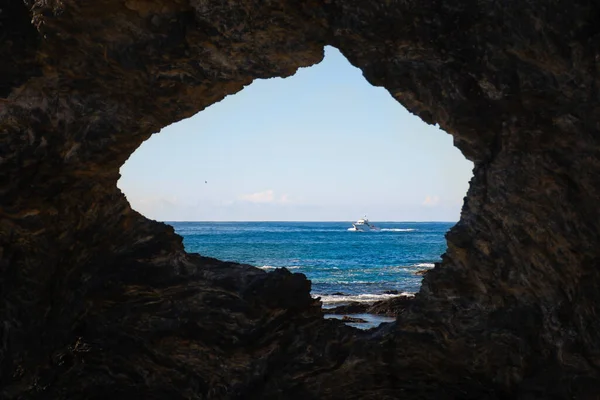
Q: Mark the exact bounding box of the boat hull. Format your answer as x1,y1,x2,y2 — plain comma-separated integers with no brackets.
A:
351,223,378,231
349,217,380,231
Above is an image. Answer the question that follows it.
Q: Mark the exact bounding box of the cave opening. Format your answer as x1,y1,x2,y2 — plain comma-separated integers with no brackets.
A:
118,46,473,324
6,0,600,396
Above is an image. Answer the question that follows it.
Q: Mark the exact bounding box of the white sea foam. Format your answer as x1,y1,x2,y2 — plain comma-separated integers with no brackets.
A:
258,265,301,270
315,292,415,305
413,263,435,268
347,228,416,232
385,263,436,273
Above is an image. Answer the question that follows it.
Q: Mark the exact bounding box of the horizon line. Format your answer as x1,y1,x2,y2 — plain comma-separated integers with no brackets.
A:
161,220,459,223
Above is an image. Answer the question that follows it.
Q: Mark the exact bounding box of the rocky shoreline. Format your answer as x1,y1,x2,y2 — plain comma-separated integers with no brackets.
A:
4,0,600,397
324,295,414,319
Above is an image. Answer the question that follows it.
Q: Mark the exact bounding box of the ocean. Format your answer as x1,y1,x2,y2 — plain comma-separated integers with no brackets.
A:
170,221,453,307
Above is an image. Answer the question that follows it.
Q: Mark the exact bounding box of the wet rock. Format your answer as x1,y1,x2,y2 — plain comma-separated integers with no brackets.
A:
325,296,414,317
325,302,370,315
341,316,368,324
368,296,414,317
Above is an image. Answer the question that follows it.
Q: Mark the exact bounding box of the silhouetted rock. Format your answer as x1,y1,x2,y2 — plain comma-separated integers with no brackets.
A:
368,296,414,317
325,296,414,317
325,302,370,314
3,0,600,398
383,290,400,294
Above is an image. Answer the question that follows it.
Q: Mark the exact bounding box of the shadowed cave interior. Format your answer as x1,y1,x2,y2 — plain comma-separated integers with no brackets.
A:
2,1,600,399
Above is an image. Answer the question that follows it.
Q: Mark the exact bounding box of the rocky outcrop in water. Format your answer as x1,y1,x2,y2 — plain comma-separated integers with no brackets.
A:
326,295,414,317
341,316,368,324
2,0,600,398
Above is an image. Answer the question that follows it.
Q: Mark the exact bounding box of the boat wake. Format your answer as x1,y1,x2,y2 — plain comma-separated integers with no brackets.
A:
347,227,416,232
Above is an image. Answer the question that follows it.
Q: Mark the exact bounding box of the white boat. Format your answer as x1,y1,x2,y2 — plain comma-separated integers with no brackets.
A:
348,217,380,232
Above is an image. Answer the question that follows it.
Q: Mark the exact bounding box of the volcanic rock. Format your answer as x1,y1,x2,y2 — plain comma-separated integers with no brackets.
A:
368,295,414,317
341,316,368,324
326,295,414,317
2,0,600,398
325,302,370,315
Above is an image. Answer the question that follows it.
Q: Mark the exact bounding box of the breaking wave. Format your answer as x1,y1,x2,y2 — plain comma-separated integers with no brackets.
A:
258,265,302,270
413,263,435,268
314,292,415,305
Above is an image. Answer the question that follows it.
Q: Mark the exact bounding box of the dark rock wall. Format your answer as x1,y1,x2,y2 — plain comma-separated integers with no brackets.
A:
2,0,600,398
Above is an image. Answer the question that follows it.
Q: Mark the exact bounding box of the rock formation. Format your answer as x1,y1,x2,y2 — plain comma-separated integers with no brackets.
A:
341,316,368,324
2,0,600,398
325,295,413,317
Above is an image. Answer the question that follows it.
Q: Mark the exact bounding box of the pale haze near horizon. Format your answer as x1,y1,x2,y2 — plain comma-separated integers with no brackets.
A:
118,47,473,222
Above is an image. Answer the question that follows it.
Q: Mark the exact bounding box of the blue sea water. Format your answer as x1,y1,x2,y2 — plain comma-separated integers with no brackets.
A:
169,221,453,305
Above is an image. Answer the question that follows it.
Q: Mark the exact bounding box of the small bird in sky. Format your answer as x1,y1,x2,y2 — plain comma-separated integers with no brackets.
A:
205,181,207,184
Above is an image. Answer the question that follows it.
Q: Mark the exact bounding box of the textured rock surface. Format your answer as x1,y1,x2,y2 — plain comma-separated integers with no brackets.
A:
2,0,600,398
326,296,414,317
341,316,368,324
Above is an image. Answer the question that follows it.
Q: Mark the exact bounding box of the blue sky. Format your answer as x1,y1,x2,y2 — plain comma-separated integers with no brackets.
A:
118,47,473,222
